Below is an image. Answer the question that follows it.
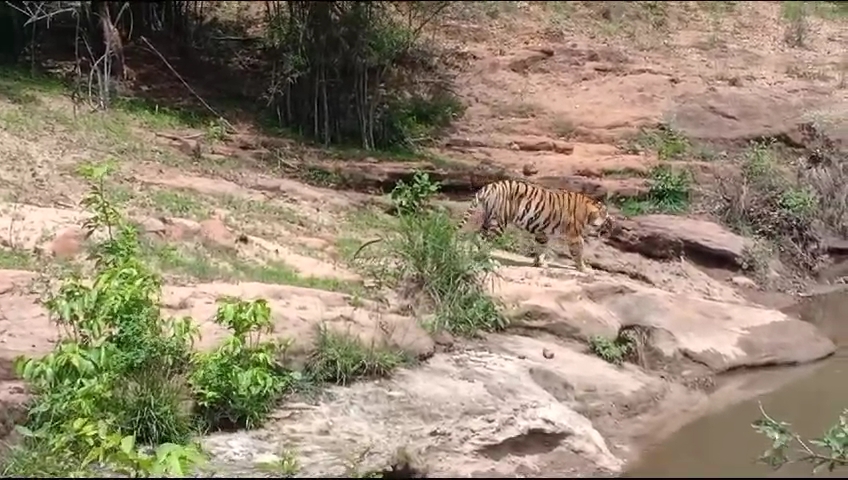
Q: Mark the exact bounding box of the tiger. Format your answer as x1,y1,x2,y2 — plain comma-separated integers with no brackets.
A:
458,179,611,271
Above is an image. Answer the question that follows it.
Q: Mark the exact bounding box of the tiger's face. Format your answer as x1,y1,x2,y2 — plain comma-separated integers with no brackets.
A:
587,202,612,236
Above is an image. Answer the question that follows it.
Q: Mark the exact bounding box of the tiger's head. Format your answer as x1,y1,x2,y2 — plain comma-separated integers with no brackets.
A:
587,199,612,236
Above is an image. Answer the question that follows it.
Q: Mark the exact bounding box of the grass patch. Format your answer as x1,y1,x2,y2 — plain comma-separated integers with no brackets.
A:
0,66,219,171
618,164,692,216
218,195,306,226
346,208,399,232
781,1,810,47
811,0,848,19
740,239,775,285
624,124,718,162
145,189,210,219
698,1,739,15
583,2,670,48
239,260,361,294
146,243,227,281
0,66,65,105
781,1,848,49
353,172,507,336
0,247,35,269
111,97,210,130
0,66,210,129
550,116,577,140
488,227,535,257
714,139,825,271
625,125,691,161
304,325,411,386
324,141,459,167
493,100,543,119
144,242,364,295
602,167,648,178
335,208,401,261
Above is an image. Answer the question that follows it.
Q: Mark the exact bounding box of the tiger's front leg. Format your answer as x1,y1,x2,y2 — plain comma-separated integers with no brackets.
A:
567,235,586,272
532,232,550,268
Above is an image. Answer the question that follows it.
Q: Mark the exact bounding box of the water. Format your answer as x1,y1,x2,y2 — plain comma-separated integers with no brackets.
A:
625,287,848,478
625,352,848,478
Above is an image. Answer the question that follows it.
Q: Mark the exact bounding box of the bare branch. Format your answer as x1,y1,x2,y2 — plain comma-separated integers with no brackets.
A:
138,36,235,133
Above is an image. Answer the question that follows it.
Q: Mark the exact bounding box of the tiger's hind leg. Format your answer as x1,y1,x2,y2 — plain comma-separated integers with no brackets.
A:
567,235,586,272
479,210,505,241
531,232,550,268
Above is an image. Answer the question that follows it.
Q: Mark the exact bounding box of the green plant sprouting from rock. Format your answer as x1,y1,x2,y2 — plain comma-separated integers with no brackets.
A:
588,334,634,366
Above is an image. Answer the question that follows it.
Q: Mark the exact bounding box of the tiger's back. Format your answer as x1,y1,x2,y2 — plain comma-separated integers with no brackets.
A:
458,179,609,270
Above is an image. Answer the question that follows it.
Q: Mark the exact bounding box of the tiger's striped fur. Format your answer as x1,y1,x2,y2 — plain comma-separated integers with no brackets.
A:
458,180,610,271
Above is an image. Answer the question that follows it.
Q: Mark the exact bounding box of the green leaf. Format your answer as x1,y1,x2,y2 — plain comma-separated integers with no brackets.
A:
120,435,136,454
14,425,35,437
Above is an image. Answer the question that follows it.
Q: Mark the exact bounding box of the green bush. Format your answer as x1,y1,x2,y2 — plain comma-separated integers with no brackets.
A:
716,140,822,270
394,210,505,334
189,297,295,431
5,163,203,476
619,164,692,216
358,171,507,336
628,125,690,161
588,334,633,366
390,171,441,216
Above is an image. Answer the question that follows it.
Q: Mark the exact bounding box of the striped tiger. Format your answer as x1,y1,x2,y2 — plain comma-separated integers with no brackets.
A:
458,179,610,271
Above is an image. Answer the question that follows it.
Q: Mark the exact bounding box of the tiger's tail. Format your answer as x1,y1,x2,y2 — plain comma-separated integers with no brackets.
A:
457,182,498,231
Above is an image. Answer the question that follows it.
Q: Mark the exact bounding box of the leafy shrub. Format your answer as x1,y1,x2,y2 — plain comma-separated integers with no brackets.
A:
359,171,507,336
5,163,204,476
627,125,691,160
189,297,295,431
754,404,848,473
619,164,692,216
588,334,634,365
715,140,822,270
390,171,441,216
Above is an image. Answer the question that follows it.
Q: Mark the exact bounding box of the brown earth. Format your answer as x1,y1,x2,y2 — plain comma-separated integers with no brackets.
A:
1,1,847,477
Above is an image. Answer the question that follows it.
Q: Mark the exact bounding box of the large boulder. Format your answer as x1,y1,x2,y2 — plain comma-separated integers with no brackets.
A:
670,89,815,143
492,261,835,375
606,215,752,269
601,289,834,372
202,334,658,477
781,285,848,346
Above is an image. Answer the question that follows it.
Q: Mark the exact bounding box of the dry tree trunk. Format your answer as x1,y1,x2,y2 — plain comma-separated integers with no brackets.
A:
100,2,126,80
